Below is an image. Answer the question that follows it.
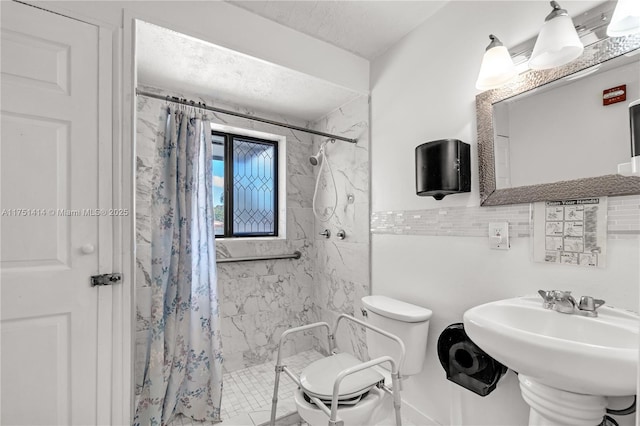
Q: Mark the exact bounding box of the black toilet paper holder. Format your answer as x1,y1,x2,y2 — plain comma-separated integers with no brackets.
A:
437,323,507,397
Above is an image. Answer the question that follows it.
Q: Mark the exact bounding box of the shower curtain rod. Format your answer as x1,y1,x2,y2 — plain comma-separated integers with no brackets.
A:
216,251,301,264
136,89,358,144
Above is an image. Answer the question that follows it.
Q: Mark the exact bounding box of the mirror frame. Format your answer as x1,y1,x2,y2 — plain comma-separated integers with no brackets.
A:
477,34,640,206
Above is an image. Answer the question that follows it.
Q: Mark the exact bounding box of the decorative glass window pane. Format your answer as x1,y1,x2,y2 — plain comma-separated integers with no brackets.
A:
232,137,277,236
211,134,225,236
211,129,278,238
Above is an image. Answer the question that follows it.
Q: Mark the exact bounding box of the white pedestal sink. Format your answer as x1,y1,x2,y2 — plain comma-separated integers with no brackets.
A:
463,296,638,426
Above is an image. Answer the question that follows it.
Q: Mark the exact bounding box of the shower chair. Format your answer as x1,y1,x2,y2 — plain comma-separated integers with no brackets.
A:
269,314,406,426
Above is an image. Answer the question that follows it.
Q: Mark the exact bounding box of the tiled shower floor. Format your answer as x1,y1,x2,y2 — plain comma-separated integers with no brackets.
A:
169,349,324,426
220,349,324,422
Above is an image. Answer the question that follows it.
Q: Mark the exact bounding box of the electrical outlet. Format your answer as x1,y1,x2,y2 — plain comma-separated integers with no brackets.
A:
489,222,509,250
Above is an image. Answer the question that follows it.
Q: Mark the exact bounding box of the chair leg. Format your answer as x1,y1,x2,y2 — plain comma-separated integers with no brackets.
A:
391,372,403,426
270,365,284,426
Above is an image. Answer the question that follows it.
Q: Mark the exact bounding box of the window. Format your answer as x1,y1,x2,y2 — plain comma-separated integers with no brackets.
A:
212,131,278,238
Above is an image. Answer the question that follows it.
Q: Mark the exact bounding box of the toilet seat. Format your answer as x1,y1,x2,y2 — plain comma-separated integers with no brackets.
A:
299,353,384,401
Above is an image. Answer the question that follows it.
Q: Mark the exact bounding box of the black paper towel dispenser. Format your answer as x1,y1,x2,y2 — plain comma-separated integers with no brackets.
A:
415,139,471,200
437,323,507,397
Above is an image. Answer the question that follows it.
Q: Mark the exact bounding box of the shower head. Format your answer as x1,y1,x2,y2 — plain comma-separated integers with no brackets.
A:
309,152,322,166
309,140,332,166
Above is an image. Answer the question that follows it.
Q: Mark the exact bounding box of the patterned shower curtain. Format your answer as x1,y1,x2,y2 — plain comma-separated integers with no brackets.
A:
135,107,223,426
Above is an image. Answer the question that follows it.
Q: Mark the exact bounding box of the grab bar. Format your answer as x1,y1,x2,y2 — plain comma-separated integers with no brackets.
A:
216,250,301,264
334,313,406,374
271,322,334,426
329,355,401,426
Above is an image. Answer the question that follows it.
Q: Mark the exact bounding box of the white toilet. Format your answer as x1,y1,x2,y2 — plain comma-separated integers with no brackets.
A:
294,295,432,426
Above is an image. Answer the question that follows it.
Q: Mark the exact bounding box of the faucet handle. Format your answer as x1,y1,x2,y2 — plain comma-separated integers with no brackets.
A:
578,296,594,311
538,289,552,300
578,296,605,313
538,289,554,308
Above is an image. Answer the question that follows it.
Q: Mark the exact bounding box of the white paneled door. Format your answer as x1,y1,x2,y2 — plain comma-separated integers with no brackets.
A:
1,2,111,424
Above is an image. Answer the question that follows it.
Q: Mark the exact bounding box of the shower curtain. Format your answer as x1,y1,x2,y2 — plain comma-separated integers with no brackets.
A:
135,107,223,426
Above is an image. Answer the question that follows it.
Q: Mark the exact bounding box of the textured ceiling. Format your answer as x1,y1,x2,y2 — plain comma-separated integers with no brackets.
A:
136,21,361,122
227,1,448,59
137,2,449,120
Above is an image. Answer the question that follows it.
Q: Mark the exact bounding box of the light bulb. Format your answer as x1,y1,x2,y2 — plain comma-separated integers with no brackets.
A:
475,35,517,90
607,0,640,37
529,1,584,70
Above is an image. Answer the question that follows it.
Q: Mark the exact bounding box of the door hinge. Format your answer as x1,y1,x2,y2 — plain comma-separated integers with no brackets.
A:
91,273,122,287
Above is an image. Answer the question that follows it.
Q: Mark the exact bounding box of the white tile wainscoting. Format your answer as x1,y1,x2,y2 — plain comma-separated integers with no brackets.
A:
372,194,640,239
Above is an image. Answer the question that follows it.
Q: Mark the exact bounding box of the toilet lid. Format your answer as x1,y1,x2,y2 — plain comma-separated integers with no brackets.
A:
299,353,384,401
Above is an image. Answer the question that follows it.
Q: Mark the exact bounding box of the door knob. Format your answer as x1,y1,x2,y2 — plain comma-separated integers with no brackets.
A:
81,244,95,254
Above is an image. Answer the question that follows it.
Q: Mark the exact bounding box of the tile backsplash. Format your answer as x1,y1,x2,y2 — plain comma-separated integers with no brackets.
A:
372,194,640,239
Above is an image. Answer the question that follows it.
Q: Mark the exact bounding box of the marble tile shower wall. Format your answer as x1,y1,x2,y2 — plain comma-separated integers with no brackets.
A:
309,96,371,359
135,86,316,392
371,194,640,239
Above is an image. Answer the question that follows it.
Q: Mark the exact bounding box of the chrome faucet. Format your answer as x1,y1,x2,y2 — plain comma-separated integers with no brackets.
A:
537,289,605,317
551,290,577,314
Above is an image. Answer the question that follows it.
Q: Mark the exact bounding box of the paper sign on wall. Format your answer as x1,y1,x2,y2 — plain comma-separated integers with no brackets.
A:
533,197,607,268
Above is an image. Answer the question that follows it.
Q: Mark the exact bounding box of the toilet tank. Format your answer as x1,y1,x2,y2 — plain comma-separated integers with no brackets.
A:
361,295,432,376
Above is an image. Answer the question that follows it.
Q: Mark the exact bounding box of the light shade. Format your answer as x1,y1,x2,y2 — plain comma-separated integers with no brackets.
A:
607,0,640,37
475,35,517,90
529,2,584,70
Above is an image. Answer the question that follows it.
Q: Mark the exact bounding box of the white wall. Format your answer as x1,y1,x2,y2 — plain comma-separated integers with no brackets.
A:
373,233,638,424
371,0,602,212
371,1,638,425
31,1,369,94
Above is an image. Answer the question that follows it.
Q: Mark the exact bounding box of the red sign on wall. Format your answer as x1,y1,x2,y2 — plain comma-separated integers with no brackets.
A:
603,84,626,106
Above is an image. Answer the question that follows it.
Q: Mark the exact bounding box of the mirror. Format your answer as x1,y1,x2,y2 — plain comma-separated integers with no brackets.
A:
477,35,640,206
494,53,639,189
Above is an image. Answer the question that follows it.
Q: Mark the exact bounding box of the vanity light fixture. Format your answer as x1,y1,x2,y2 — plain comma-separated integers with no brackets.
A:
607,0,640,37
529,1,583,70
475,34,517,90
